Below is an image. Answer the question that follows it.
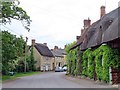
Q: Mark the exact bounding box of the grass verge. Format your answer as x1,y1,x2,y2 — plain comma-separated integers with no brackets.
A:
2,71,41,81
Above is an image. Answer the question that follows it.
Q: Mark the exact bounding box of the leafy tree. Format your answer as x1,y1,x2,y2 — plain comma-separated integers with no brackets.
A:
65,41,78,76
0,0,31,31
2,31,25,74
16,57,25,72
28,46,36,71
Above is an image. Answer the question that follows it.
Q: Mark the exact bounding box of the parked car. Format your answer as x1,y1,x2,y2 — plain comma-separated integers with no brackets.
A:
55,67,64,72
9,71,14,76
62,66,67,71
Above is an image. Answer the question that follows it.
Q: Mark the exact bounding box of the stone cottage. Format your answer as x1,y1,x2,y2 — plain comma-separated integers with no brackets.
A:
31,39,54,71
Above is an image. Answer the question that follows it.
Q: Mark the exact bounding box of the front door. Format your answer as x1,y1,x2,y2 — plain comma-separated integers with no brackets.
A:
58,62,61,67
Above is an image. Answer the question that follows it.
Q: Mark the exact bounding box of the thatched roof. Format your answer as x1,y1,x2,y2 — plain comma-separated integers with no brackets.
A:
35,43,54,57
86,7,119,49
71,7,120,50
102,17,120,43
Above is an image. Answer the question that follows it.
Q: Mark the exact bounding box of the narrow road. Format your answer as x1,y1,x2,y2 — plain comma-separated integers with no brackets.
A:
3,72,84,88
2,72,114,88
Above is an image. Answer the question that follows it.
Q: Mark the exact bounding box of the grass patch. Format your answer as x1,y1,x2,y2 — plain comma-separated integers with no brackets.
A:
2,75,16,81
15,72,40,77
2,71,41,81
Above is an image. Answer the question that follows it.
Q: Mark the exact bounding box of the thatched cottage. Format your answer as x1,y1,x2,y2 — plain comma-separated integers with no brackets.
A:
31,39,54,71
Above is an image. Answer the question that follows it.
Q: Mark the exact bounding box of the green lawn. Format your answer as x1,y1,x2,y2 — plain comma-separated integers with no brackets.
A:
2,71,41,81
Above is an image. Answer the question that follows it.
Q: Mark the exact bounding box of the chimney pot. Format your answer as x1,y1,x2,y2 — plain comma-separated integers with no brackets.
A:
51,49,53,51
100,6,106,18
83,18,91,29
64,45,67,49
76,36,80,42
54,46,58,50
81,29,84,35
32,39,35,46
43,43,47,46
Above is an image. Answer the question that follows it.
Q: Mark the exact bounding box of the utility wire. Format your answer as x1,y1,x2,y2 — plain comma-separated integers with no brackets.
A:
2,24,23,37
1,24,33,39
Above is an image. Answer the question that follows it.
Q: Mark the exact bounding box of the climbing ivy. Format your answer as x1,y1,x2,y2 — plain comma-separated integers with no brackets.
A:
93,45,120,82
82,48,91,76
65,42,78,76
81,44,120,82
66,42,120,83
88,51,95,79
111,49,120,69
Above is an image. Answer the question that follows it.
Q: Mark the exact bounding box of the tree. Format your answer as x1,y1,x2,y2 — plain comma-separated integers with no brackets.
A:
29,46,36,71
0,0,31,31
2,31,25,74
65,41,78,75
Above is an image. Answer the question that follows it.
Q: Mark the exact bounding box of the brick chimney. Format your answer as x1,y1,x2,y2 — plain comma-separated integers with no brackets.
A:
100,6,106,18
51,49,53,51
81,29,84,35
64,45,67,49
32,39,35,46
43,43,47,46
54,46,58,50
83,18,91,29
76,36,80,42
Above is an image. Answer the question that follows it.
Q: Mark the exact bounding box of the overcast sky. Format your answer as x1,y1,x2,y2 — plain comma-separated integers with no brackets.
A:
2,0,120,49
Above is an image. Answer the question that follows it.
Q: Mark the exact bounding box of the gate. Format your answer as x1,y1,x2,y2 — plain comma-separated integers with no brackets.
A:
111,67,120,84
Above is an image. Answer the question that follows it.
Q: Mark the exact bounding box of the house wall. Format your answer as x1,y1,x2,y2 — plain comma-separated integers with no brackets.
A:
33,47,54,71
40,56,54,71
33,47,41,71
54,56,66,68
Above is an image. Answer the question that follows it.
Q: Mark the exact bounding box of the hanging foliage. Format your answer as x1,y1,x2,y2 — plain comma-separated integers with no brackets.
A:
1,0,31,31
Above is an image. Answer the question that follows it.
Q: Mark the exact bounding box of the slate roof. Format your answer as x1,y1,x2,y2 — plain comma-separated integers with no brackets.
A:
51,49,66,57
71,7,120,50
34,43,54,57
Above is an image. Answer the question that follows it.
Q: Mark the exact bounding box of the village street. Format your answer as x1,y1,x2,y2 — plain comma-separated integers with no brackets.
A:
2,72,115,88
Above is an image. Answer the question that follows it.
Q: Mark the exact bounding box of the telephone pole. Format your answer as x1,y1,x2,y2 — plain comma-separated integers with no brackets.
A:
24,37,28,72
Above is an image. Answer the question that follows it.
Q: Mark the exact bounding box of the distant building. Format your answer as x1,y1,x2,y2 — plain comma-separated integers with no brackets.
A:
51,46,66,68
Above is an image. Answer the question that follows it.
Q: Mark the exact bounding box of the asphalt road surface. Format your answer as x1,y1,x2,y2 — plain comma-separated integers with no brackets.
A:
2,72,115,88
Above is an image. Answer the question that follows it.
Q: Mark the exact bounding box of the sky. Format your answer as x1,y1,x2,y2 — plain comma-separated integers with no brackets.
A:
2,0,120,49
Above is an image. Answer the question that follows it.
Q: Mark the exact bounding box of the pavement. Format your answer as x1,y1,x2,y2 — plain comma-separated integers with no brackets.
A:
2,72,118,88
64,75,115,88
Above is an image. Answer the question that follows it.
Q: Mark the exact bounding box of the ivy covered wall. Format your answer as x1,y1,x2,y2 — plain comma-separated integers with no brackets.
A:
81,44,120,82
65,42,80,76
66,43,120,83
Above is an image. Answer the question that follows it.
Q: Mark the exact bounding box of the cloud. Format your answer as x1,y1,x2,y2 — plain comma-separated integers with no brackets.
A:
4,0,120,49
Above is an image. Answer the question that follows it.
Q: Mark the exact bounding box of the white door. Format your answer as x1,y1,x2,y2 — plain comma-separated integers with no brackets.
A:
45,65,48,71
